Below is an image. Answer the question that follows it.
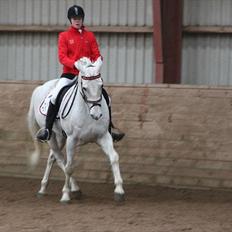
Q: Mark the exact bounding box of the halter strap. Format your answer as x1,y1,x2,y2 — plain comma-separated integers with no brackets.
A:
81,74,101,80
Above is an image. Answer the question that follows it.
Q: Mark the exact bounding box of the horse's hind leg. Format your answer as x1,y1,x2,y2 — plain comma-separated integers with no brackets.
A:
39,134,70,203
70,177,82,200
37,150,81,197
38,134,81,199
37,150,56,196
56,135,81,198
97,132,125,201
37,134,65,196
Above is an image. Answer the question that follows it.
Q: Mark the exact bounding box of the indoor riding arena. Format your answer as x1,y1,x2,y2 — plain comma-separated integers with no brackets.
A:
1,1,232,232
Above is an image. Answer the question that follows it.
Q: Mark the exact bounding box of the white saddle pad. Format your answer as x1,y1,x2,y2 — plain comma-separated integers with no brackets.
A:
39,84,78,118
39,93,53,116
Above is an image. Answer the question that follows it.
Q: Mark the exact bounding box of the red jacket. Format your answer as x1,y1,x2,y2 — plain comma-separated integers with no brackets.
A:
58,26,101,76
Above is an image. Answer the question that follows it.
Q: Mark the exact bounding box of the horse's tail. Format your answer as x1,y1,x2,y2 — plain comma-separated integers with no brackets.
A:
27,88,42,168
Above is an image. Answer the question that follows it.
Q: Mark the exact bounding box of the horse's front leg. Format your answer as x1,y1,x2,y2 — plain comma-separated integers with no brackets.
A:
60,136,76,203
97,132,125,201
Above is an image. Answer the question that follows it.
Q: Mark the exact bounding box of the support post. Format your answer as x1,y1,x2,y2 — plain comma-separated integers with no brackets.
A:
153,0,183,83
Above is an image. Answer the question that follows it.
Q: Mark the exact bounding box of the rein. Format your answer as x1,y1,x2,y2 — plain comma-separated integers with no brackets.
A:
61,81,78,119
61,74,102,119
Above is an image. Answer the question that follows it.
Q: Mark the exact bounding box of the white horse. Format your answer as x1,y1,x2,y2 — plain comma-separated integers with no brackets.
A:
27,60,125,203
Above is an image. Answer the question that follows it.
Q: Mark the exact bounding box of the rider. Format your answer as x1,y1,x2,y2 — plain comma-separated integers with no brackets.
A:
36,5,125,143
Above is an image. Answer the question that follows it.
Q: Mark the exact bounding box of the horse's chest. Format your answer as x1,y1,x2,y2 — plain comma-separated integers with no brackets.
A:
86,122,105,136
74,120,106,141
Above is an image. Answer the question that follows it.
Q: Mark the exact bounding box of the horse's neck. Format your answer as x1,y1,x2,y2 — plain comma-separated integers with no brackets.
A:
61,82,109,138
75,84,108,117
76,88,87,110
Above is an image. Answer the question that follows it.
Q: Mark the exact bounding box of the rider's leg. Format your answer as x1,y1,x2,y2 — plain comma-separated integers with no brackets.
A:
36,77,75,142
102,88,125,142
36,101,59,142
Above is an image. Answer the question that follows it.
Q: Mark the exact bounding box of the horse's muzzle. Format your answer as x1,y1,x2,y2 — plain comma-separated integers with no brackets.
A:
91,113,102,120
90,104,102,120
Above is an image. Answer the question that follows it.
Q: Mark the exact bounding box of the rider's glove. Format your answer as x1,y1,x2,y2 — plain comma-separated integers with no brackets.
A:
74,57,92,73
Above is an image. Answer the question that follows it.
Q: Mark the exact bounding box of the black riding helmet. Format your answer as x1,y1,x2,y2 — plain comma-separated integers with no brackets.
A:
67,5,85,22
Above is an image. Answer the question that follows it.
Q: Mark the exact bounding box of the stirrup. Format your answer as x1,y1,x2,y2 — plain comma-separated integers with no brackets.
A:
36,128,51,143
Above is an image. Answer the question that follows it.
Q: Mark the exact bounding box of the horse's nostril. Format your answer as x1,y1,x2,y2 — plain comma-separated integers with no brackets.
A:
90,114,98,120
90,113,102,120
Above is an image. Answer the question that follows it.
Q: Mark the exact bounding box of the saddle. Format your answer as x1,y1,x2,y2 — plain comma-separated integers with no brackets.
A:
39,80,78,119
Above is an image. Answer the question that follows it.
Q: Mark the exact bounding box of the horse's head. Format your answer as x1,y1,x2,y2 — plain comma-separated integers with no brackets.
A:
76,57,104,120
79,64,103,120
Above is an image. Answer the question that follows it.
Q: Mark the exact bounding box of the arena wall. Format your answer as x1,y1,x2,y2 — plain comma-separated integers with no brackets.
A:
1,81,232,190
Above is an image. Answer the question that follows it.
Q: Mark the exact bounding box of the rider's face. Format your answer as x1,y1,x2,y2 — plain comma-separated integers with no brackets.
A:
71,17,83,29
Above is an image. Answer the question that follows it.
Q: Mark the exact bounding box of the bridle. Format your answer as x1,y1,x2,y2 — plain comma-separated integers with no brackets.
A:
80,74,103,109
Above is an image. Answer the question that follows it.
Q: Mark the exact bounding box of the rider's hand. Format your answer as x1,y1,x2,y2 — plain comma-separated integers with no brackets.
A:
80,57,92,67
74,57,92,73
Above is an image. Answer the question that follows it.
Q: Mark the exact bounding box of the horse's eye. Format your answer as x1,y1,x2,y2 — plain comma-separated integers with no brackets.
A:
83,87,87,92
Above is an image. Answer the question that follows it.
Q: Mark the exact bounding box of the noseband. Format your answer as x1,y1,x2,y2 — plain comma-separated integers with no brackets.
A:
80,74,102,107
82,74,101,81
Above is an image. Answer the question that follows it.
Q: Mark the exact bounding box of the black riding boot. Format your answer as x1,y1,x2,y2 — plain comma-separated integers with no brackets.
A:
108,105,125,142
36,102,59,142
102,88,125,142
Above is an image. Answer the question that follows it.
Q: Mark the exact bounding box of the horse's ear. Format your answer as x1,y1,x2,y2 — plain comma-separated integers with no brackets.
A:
75,60,86,74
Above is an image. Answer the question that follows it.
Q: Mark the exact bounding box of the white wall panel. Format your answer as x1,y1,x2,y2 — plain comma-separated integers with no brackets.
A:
182,35,232,85
117,34,127,83
0,34,8,79
183,0,232,26
0,0,153,26
100,0,110,26
183,0,232,86
0,32,153,83
0,0,153,84
126,35,136,83
0,33,60,81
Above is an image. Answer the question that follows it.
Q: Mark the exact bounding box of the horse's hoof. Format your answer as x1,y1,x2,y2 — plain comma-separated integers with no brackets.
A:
72,190,82,200
36,192,46,198
60,199,71,204
114,193,125,202
60,194,71,204
60,197,71,204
